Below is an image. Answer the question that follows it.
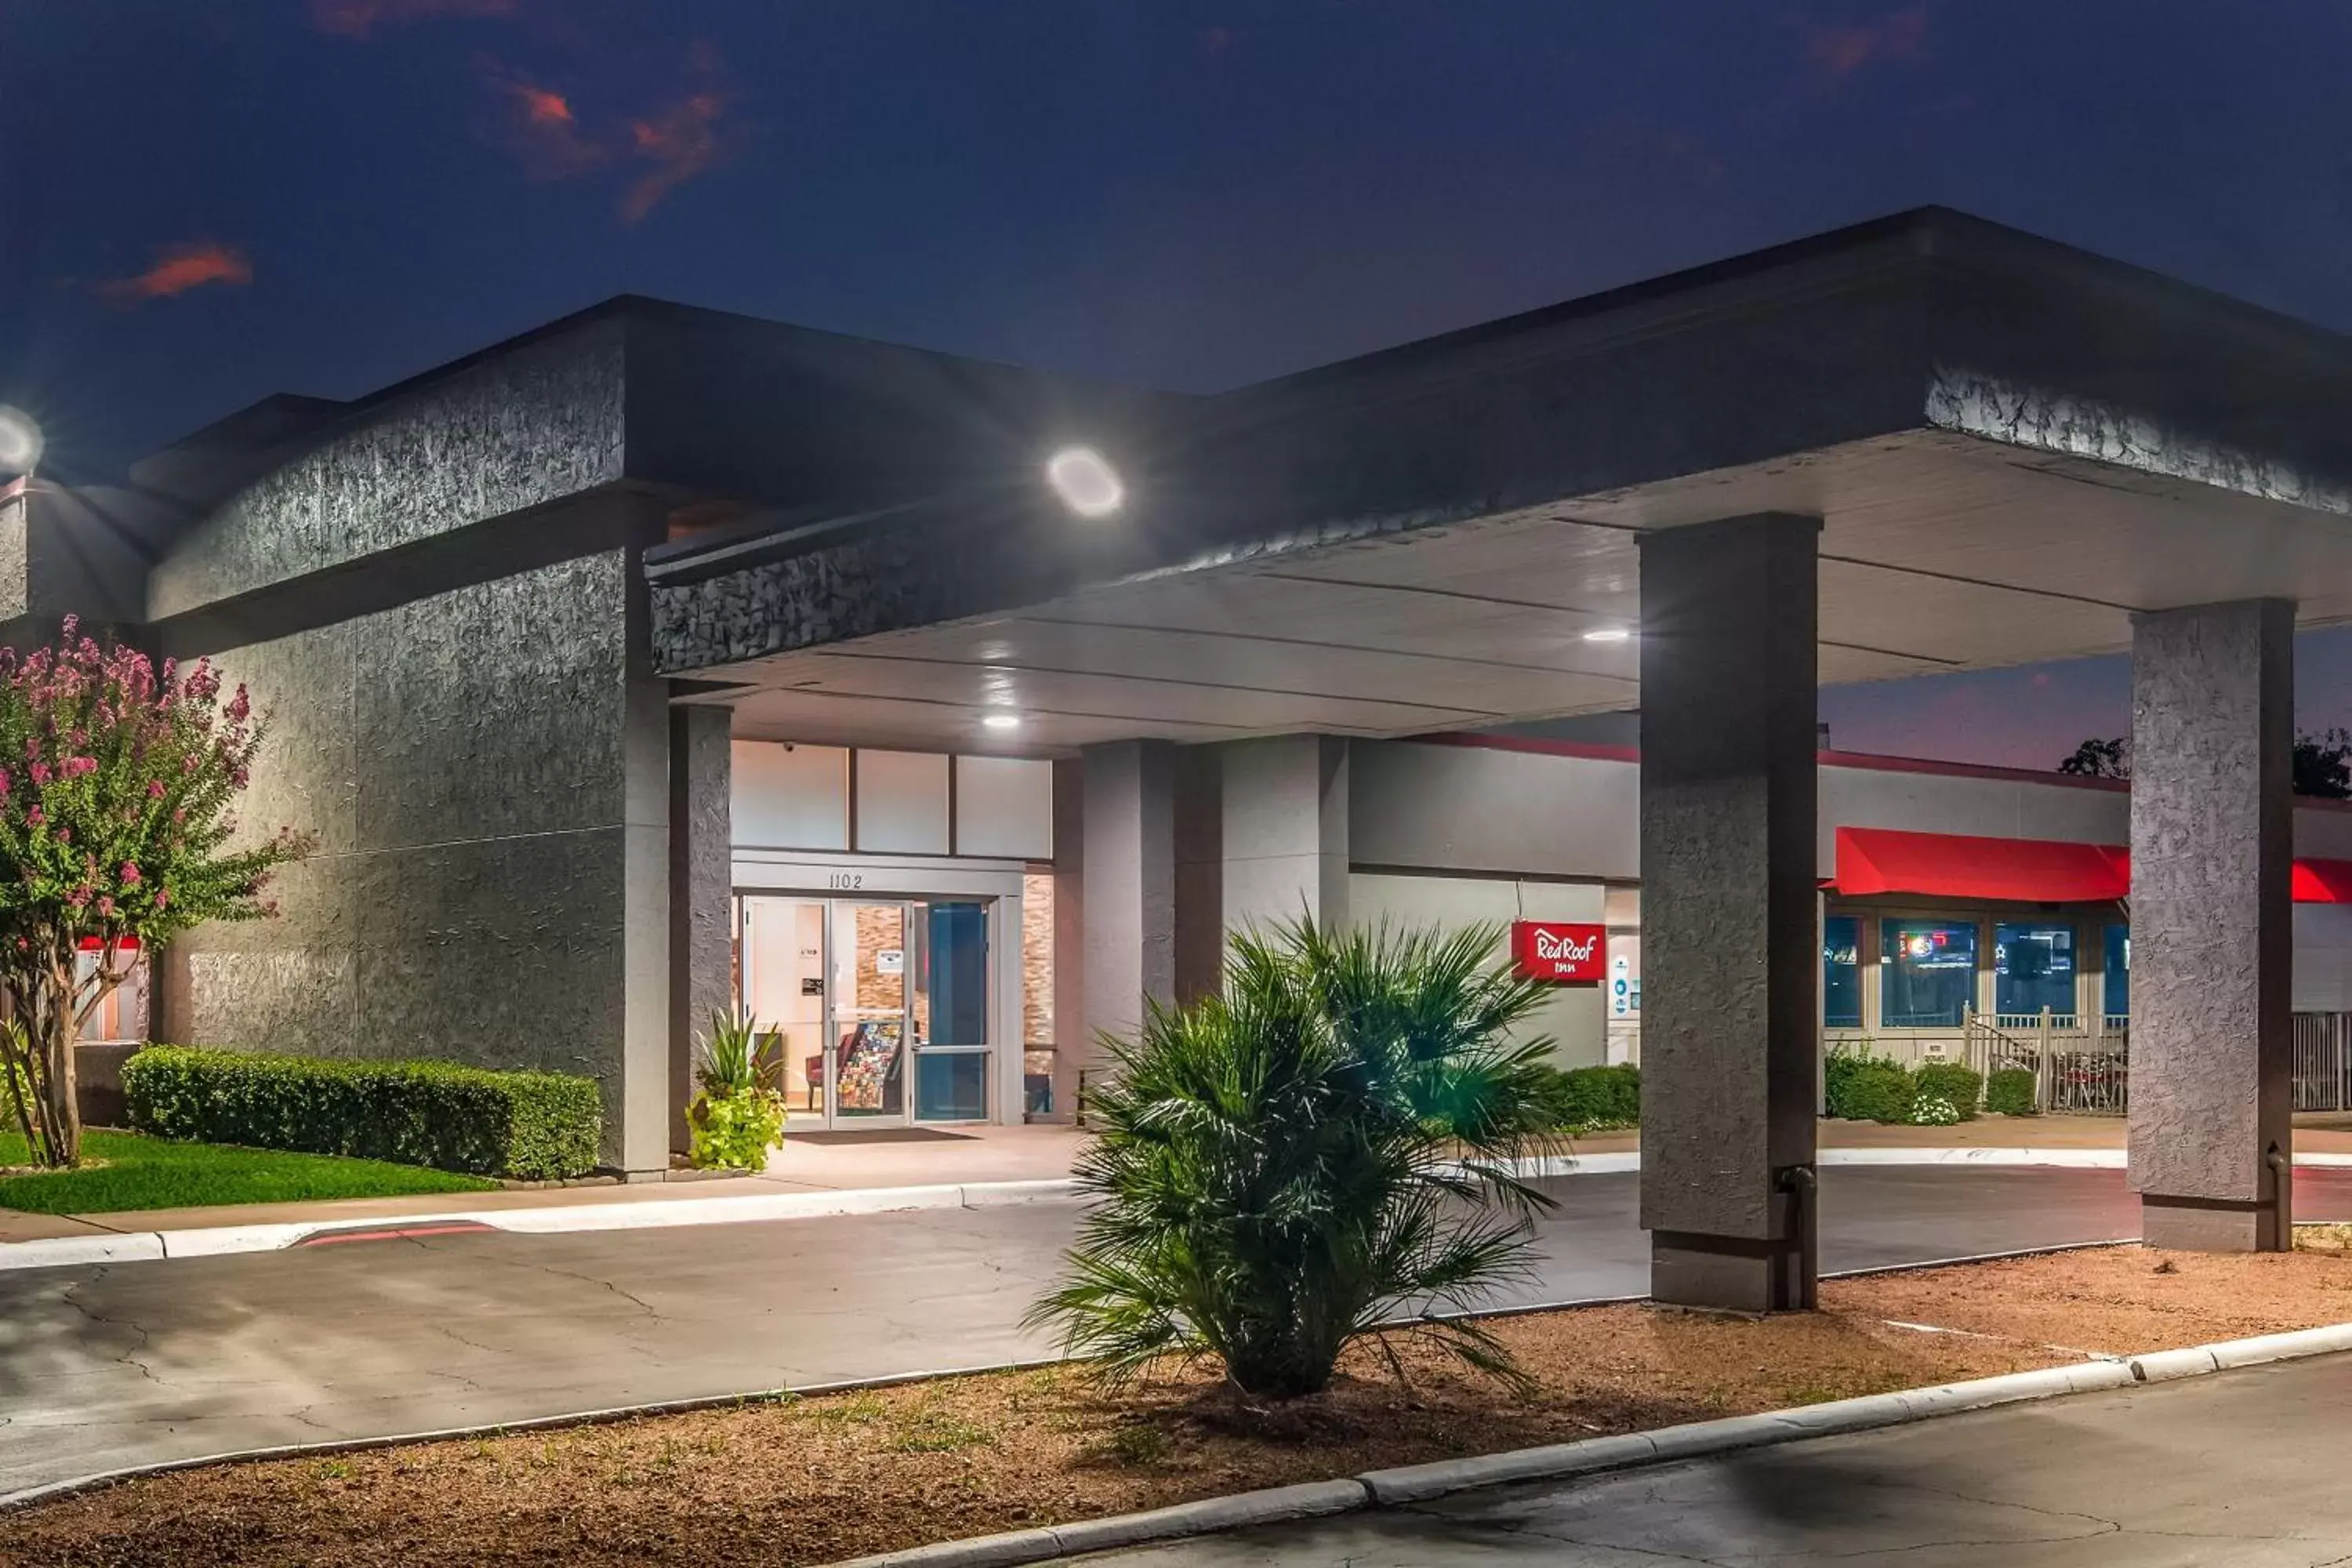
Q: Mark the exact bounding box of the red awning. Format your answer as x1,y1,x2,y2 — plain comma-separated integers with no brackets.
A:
1832,827,2129,902
2295,858,2352,903
1833,828,2352,906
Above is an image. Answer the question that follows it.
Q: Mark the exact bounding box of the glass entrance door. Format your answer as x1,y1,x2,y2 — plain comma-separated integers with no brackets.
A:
828,902,910,1123
911,900,990,1122
737,893,996,1131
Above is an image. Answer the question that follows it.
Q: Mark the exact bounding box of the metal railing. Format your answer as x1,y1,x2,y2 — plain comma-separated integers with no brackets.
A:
1959,1007,2129,1116
2294,1013,2352,1112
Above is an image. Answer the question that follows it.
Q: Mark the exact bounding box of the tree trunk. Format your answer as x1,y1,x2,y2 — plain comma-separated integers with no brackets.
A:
38,993,80,1167
2,967,82,1168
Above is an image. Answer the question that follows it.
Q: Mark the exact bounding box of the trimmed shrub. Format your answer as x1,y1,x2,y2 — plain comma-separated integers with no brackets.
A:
122,1047,601,1180
1912,1062,1984,1120
1824,1045,1916,1124
1533,1063,1640,1131
1985,1067,2040,1117
1909,1094,1962,1127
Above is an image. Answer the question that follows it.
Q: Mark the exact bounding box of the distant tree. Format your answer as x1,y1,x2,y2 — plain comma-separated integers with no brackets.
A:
0,624,310,1168
2295,728,2352,800
2057,736,2131,779
2056,729,2352,801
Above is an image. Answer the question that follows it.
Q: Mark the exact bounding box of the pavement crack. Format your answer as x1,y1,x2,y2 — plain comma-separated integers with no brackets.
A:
519,1261,664,1324
58,1276,169,1388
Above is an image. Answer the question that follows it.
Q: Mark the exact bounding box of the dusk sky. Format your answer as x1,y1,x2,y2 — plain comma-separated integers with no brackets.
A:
7,0,2352,768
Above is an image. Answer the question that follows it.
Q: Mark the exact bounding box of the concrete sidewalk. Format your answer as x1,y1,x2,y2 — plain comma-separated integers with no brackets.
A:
0,1123,1098,1247
12,1114,2352,1251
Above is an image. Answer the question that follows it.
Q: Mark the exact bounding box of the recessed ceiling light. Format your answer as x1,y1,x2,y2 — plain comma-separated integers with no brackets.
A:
982,713,1023,731
1582,626,1633,644
1046,446,1123,517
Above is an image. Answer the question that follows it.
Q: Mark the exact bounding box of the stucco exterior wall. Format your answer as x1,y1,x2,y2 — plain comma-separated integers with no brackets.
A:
148,321,626,622
158,548,662,1165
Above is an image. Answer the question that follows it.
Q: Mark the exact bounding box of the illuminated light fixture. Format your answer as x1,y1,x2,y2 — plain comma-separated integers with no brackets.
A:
1046,446,1123,517
0,406,44,477
1581,625,1632,644
982,713,1022,731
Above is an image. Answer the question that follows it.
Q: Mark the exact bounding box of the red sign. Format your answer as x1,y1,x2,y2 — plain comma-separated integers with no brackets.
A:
1512,920,1606,984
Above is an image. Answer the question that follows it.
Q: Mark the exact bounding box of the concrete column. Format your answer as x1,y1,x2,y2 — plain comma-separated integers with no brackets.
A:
1080,741,1178,1099
617,590,674,1178
667,704,733,1156
1637,513,1821,1313
1220,735,1350,935
2129,598,2294,1250
1049,758,1085,1121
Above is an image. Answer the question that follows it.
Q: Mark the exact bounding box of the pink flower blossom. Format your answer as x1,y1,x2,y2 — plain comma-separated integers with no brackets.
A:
147,779,165,799
227,684,251,724
62,756,95,779
26,806,42,826
120,862,140,886
154,887,169,910
96,895,113,917
27,763,47,786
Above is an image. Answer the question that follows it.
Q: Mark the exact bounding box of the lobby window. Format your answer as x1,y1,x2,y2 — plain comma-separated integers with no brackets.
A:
1823,916,1862,1029
2103,924,2129,1019
1879,920,1976,1027
1994,923,2076,1019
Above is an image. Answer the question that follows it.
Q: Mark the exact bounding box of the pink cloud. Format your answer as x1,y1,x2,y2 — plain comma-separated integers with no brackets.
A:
310,0,514,40
1801,5,1929,79
99,243,254,305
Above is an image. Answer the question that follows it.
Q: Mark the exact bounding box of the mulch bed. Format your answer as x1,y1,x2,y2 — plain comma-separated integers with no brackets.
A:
7,1241,2352,1568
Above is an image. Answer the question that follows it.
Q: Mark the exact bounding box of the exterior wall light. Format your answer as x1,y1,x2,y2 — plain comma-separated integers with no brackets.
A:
1582,626,1633,644
982,713,1023,731
1047,447,1123,517
0,406,44,478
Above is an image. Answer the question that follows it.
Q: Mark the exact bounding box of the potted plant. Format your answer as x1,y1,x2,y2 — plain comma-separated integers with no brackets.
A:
688,1010,787,1173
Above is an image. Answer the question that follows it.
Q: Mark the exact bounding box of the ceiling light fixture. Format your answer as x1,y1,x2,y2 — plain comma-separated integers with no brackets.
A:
982,713,1023,731
1046,446,1123,517
1581,626,1633,644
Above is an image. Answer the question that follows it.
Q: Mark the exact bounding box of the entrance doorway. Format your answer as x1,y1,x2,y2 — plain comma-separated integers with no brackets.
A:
737,895,995,1129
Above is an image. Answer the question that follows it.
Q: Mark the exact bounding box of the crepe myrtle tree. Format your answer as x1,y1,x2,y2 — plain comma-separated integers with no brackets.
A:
0,621,309,1168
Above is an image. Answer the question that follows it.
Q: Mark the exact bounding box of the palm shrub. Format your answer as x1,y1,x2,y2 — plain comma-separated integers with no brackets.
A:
1029,918,1563,1400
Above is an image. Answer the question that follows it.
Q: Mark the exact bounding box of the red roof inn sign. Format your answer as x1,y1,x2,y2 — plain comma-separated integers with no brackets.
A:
1512,920,1606,984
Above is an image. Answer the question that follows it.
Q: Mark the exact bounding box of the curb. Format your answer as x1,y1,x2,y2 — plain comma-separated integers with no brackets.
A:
0,1177,1078,1275
813,1321,2352,1567
4,1151,2349,1275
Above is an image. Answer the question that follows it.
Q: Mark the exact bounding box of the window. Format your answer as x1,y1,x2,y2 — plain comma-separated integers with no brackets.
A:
2103,924,2129,1020
1995,923,2076,1019
1823,916,1861,1028
1880,920,1977,1027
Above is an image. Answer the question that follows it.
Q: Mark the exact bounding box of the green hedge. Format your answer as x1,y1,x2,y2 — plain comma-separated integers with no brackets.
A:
1913,1062,1984,1121
1824,1050,1916,1123
1534,1063,1640,1131
1985,1067,2040,1117
122,1047,602,1180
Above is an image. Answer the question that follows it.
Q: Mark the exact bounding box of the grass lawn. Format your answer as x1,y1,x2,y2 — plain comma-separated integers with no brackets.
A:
0,1128,497,1215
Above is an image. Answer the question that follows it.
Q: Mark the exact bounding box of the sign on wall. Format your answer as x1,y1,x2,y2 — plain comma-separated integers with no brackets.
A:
1512,920,1606,984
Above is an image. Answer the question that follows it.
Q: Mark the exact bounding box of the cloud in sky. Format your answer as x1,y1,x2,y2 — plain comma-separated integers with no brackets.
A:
310,0,515,40
1799,4,1929,79
477,58,608,179
471,48,737,223
619,90,729,223
98,243,254,304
